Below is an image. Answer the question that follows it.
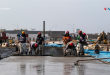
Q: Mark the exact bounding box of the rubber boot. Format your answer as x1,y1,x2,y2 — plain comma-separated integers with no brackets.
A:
64,54,67,56
64,50,67,56
31,50,32,55
64,52,66,56
81,52,84,55
29,50,32,55
34,50,37,55
74,49,77,56
29,52,32,55
78,52,80,56
37,50,39,55
63,50,66,56
70,52,71,55
16,46,18,51
25,52,27,55
40,50,42,55
73,52,77,56
21,52,23,55
75,54,77,56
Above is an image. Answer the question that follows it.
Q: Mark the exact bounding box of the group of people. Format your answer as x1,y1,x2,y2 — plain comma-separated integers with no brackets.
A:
17,30,87,55
17,31,44,55
63,31,87,56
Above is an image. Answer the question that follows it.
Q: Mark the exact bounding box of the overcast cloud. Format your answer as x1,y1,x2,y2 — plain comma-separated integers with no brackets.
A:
0,0,110,33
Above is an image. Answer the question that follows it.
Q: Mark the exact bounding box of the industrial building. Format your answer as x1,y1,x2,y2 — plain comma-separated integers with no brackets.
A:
86,34,100,40
70,33,78,40
75,29,80,34
3,30,65,41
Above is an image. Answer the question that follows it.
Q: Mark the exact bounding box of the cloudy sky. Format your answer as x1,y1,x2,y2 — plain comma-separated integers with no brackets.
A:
0,0,110,33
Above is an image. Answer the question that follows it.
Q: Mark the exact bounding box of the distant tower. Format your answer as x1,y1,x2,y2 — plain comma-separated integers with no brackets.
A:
75,29,80,34
31,28,35,31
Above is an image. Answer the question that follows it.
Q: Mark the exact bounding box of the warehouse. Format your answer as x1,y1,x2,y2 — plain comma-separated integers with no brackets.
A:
4,30,65,41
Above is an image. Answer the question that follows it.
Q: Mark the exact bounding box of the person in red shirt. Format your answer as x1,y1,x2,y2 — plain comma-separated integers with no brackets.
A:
63,31,72,44
63,31,72,56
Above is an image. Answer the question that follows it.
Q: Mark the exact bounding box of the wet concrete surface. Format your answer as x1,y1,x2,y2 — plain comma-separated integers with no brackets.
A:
0,47,110,75
0,56,110,75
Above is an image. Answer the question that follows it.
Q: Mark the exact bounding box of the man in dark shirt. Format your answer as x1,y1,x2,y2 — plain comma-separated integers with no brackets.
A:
36,32,44,45
36,32,44,54
65,42,77,56
77,31,85,55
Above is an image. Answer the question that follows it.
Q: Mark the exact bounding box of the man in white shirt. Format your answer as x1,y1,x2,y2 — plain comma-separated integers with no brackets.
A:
29,41,39,55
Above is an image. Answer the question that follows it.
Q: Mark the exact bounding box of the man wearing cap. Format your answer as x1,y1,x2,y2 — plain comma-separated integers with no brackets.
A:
17,31,27,55
63,31,72,56
65,42,77,56
36,32,44,54
77,31,86,55
29,41,39,55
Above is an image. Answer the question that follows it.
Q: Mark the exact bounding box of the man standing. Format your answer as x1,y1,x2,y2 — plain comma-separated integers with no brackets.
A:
77,31,86,55
63,31,72,56
36,32,44,54
17,31,27,55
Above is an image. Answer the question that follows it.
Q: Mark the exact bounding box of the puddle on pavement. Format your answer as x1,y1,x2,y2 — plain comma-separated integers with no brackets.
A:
1,56,110,75
77,65,86,75
14,62,86,75
0,48,110,75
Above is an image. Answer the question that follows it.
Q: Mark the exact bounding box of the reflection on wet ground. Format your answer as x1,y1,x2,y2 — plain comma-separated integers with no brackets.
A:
0,56,110,75
77,65,85,75
63,63,74,75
